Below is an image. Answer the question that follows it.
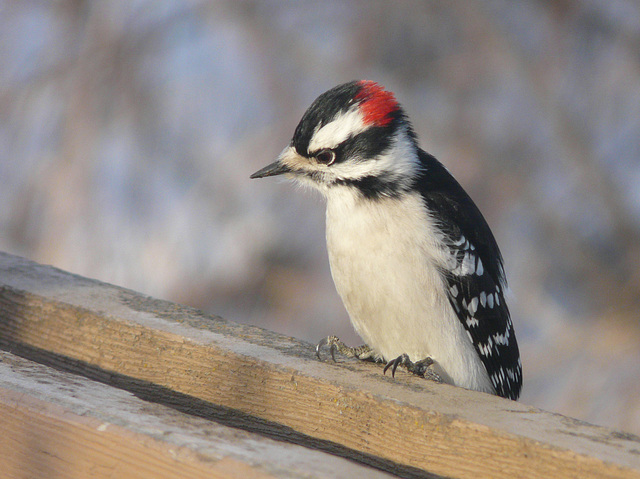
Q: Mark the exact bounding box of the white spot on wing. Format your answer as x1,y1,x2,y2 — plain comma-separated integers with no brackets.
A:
475,257,484,276
466,330,474,343
449,250,475,276
468,297,479,315
493,326,510,346
466,316,479,327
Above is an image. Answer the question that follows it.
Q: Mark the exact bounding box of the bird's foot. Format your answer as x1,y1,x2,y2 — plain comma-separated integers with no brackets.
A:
383,353,442,383
316,335,382,363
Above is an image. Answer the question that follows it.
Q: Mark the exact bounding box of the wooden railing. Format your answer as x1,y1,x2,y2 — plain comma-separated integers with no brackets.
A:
0,252,638,479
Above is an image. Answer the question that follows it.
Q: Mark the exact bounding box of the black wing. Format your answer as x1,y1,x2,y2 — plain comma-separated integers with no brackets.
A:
417,150,522,400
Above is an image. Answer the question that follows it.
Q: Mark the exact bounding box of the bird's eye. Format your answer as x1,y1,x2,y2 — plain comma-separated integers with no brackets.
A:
315,149,336,166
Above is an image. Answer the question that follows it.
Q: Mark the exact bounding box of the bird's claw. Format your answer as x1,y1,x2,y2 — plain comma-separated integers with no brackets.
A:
315,335,339,361
316,336,380,363
384,354,440,382
383,353,411,377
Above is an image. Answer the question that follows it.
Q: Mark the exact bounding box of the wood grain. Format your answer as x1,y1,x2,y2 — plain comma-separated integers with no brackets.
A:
0,351,396,479
0,252,639,478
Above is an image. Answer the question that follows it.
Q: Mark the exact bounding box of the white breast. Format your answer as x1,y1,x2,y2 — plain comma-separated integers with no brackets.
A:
325,190,494,393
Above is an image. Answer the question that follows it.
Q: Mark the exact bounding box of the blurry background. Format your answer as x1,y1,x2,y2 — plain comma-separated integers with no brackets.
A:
1,0,640,434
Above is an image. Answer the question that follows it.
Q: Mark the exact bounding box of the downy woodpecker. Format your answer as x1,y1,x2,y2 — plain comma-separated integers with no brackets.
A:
251,80,522,400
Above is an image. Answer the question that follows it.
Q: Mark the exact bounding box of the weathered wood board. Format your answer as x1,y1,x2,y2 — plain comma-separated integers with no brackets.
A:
0,252,638,478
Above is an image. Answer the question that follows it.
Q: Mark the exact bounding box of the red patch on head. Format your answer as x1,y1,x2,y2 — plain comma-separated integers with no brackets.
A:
354,80,399,127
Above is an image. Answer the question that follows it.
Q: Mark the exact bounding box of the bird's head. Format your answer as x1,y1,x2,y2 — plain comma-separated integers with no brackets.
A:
251,80,421,199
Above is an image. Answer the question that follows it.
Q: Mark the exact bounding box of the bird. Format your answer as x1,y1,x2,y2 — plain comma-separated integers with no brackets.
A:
250,80,522,400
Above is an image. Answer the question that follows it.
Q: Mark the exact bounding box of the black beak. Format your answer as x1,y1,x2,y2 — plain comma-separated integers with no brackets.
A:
250,160,292,179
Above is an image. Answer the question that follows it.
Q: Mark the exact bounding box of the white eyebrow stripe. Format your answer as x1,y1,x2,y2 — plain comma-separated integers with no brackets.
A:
308,107,366,152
